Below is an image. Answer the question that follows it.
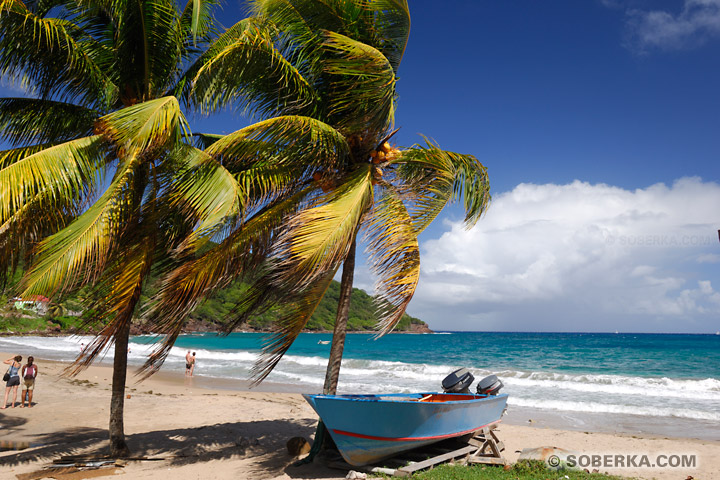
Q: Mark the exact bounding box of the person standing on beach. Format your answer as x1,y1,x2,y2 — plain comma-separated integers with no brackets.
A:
185,351,195,376
20,356,38,408
185,351,196,377
2,355,22,409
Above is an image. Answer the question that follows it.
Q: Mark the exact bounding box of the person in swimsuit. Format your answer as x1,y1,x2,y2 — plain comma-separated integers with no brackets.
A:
20,356,38,408
2,355,22,409
185,351,196,377
185,351,192,376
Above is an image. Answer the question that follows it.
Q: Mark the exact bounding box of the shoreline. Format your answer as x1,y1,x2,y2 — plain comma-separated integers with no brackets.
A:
3,334,719,443
1,351,718,479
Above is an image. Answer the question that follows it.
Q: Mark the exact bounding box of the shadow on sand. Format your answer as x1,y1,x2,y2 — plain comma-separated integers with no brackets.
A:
0,417,343,478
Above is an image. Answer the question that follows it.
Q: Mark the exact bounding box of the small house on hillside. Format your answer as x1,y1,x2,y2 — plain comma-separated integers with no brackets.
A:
14,295,50,315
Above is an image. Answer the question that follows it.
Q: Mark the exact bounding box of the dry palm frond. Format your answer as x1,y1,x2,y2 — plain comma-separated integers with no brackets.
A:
67,237,155,375
250,266,338,384
364,183,419,334
138,187,314,377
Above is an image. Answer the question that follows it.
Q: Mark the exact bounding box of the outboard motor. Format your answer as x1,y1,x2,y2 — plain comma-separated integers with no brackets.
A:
476,374,503,395
442,368,474,394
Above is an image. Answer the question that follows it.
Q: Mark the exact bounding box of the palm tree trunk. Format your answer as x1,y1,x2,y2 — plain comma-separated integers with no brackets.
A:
323,239,356,395
109,320,131,458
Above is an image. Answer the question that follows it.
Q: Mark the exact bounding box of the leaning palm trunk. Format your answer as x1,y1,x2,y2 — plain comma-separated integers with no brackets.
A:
109,321,130,457
323,239,356,395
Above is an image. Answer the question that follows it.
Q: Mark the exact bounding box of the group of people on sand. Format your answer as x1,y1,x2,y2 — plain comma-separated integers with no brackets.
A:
2,355,38,409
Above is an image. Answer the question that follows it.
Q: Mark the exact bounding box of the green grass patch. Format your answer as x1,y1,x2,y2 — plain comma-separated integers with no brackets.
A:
395,460,629,480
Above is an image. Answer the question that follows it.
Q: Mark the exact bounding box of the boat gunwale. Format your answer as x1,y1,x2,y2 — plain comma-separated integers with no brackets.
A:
303,392,508,406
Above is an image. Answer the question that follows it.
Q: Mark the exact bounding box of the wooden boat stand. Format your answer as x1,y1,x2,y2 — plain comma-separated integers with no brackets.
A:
327,425,506,477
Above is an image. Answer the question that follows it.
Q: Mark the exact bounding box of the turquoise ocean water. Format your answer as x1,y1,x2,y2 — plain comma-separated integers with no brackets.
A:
2,332,718,439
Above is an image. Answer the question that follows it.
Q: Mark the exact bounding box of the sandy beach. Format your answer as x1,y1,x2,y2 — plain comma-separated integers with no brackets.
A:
0,351,717,480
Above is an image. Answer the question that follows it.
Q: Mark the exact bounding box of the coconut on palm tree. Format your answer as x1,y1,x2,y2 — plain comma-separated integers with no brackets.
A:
144,0,491,396
0,0,219,456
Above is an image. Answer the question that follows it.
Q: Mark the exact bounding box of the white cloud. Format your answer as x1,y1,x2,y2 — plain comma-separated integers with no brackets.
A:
408,177,720,332
624,0,720,51
697,253,720,263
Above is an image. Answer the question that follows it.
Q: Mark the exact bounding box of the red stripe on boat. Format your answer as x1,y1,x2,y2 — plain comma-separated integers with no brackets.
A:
332,421,499,442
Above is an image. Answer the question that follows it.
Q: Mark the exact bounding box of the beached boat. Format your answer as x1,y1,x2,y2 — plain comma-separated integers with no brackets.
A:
303,392,508,466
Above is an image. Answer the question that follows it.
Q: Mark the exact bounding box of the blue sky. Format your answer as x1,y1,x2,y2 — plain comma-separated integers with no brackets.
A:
381,0,720,333
224,0,717,334
2,0,719,333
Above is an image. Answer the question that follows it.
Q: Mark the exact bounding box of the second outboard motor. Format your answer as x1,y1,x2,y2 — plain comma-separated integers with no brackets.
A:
442,368,474,393
477,374,503,395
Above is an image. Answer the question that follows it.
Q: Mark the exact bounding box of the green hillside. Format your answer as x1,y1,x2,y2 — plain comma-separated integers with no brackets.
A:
1,267,431,334
189,279,428,332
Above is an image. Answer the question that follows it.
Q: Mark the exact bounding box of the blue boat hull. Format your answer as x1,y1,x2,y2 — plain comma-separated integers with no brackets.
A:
303,392,508,466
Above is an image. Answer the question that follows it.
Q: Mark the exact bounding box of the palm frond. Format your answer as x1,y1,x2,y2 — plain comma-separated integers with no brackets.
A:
251,267,337,384
96,96,190,155
0,135,106,228
364,184,419,334
250,0,331,66
0,0,117,107
367,0,410,73
68,238,154,374
0,98,98,146
322,30,396,134
205,115,351,210
179,0,218,45
206,115,349,171
0,184,79,287
192,132,223,149
106,0,185,101
395,138,491,233
273,164,374,287
0,143,59,168
169,145,245,252
19,152,143,297
190,17,318,117
138,187,313,376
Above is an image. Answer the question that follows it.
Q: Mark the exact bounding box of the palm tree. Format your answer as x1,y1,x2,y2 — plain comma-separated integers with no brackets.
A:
0,0,218,456
144,0,491,396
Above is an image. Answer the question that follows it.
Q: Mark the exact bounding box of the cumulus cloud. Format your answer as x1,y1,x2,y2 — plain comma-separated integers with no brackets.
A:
408,177,720,332
623,0,720,51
